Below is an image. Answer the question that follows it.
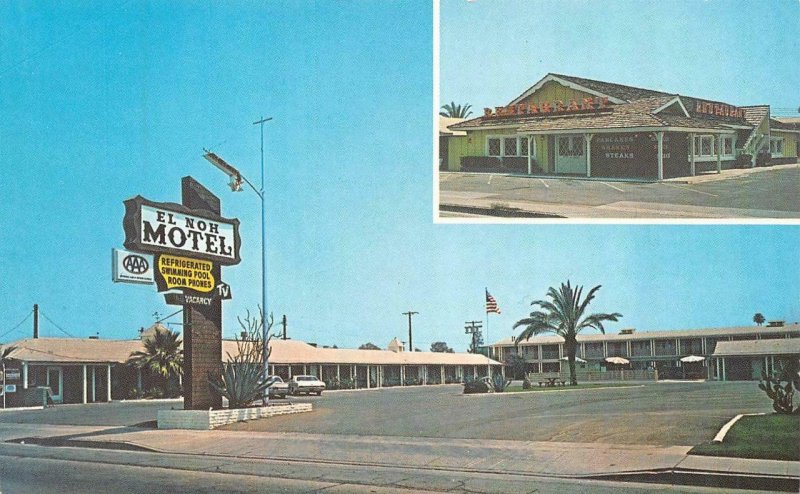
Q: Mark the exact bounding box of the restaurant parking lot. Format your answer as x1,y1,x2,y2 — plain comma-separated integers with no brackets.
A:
439,165,800,218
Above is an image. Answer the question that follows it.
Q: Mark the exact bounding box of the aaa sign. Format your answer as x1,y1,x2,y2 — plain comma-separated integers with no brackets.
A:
123,196,241,265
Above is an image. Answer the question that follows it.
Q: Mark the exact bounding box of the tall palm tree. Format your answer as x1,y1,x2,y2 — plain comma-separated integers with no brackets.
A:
753,313,765,326
514,281,621,385
128,327,183,395
439,102,472,118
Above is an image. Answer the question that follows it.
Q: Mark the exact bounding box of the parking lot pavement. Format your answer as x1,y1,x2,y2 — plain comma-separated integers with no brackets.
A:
438,165,800,219
0,399,181,427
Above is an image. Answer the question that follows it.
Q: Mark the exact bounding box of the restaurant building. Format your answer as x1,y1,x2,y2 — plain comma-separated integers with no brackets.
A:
3,327,501,405
445,73,799,180
488,322,799,381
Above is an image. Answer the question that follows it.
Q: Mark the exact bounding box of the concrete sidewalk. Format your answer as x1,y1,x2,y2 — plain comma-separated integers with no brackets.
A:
17,424,796,484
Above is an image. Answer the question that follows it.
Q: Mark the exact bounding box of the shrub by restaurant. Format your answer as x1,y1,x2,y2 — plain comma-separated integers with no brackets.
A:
445,73,799,180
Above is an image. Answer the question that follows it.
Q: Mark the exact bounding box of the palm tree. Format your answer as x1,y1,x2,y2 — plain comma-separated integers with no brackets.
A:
128,327,183,396
514,281,621,386
439,102,472,118
753,313,765,326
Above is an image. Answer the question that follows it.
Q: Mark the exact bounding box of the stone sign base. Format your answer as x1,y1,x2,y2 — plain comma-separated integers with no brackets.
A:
157,403,312,430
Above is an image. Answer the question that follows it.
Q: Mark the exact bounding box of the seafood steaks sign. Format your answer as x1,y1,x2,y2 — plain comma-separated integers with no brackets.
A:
123,196,241,265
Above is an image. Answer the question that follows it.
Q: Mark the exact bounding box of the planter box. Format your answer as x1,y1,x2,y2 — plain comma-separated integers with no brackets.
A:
157,403,312,430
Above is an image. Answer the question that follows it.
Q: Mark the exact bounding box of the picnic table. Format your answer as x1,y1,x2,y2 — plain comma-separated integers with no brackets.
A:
537,377,566,387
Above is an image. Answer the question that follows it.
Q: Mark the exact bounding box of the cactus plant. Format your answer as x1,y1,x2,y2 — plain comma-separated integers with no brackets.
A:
758,358,800,414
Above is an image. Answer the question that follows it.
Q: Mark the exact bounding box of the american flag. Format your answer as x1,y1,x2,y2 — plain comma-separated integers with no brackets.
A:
485,289,501,314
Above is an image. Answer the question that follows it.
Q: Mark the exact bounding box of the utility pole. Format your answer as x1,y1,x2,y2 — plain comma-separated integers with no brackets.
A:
464,320,483,353
402,311,418,352
281,315,287,340
33,304,39,339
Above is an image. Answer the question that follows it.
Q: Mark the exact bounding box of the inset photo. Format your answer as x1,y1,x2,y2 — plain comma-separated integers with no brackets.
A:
437,0,799,221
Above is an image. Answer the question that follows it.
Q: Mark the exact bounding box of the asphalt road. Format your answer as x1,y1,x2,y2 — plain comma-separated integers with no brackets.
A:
221,382,770,446
0,399,181,426
439,166,800,217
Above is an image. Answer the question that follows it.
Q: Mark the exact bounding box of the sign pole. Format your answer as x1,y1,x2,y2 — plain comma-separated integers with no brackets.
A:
253,116,272,402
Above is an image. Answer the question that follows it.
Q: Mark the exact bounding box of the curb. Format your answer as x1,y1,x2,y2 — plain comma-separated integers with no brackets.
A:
712,412,766,443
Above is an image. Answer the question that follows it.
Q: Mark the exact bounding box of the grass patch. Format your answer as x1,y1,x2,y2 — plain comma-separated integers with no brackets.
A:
690,413,800,461
504,383,638,393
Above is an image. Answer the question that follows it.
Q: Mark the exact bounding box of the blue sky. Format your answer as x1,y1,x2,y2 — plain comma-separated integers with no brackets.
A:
440,0,799,116
0,1,798,352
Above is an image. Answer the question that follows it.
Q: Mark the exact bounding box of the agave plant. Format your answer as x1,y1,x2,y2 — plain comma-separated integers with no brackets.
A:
758,358,800,414
207,309,275,409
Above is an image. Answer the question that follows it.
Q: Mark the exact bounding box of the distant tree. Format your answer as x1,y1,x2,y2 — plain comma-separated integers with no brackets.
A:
359,342,381,350
753,313,766,326
128,326,183,397
430,341,454,353
439,101,472,118
504,353,527,380
515,281,621,386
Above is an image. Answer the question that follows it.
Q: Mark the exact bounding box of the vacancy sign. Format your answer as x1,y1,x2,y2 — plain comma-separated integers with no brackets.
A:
112,248,154,285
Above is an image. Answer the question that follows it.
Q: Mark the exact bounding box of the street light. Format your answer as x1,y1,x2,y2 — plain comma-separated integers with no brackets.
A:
203,116,272,401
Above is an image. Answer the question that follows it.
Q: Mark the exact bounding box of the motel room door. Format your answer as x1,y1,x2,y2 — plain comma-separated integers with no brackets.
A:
555,135,586,175
46,367,63,403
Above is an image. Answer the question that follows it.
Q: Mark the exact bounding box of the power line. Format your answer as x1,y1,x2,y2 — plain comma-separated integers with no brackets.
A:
0,310,33,341
38,311,76,338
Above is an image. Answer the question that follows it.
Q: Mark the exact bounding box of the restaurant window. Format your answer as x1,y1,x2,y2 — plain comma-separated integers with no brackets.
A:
558,136,584,157
519,137,529,157
488,138,501,157
770,137,784,157
695,135,714,156
504,137,518,157
723,136,734,156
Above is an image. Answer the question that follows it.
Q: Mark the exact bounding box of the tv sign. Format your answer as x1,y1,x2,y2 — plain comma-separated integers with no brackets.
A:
112,249,154,285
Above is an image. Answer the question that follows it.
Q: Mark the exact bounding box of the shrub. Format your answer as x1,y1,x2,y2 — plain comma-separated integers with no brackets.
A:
758,358,800,414
492,374,512,393
734,154,752,169
460,156,502,172
522,378,532,390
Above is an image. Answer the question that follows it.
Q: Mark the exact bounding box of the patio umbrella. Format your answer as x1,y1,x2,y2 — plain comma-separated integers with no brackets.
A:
604,356,630,365
560,356,587,363
680,355,705,363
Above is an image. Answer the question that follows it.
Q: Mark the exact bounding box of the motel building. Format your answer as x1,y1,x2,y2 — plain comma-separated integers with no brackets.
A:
2,326,501,406
488,322,799,381
444,73,799,180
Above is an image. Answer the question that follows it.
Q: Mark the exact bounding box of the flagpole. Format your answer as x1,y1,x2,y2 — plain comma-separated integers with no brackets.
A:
485,287,490,376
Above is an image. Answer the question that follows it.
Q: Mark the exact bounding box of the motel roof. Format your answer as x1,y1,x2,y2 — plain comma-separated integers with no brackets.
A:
227,339,502,366
713,338,800,357
491,324,800,347
7,338,141,364
5,336,501,367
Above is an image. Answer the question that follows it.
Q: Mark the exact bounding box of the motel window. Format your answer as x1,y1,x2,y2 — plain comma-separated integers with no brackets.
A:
488,138,501,157
522,345,539,359
630,340,652,357
541,344,560,360
607,341,628,357
585,342,604,359
541,362,560,373
654,339,676,356
680,338,703,355
770,137,784,156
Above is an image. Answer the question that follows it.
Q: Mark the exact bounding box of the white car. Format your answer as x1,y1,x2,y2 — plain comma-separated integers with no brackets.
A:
288,375,326,396
266,375,289,399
